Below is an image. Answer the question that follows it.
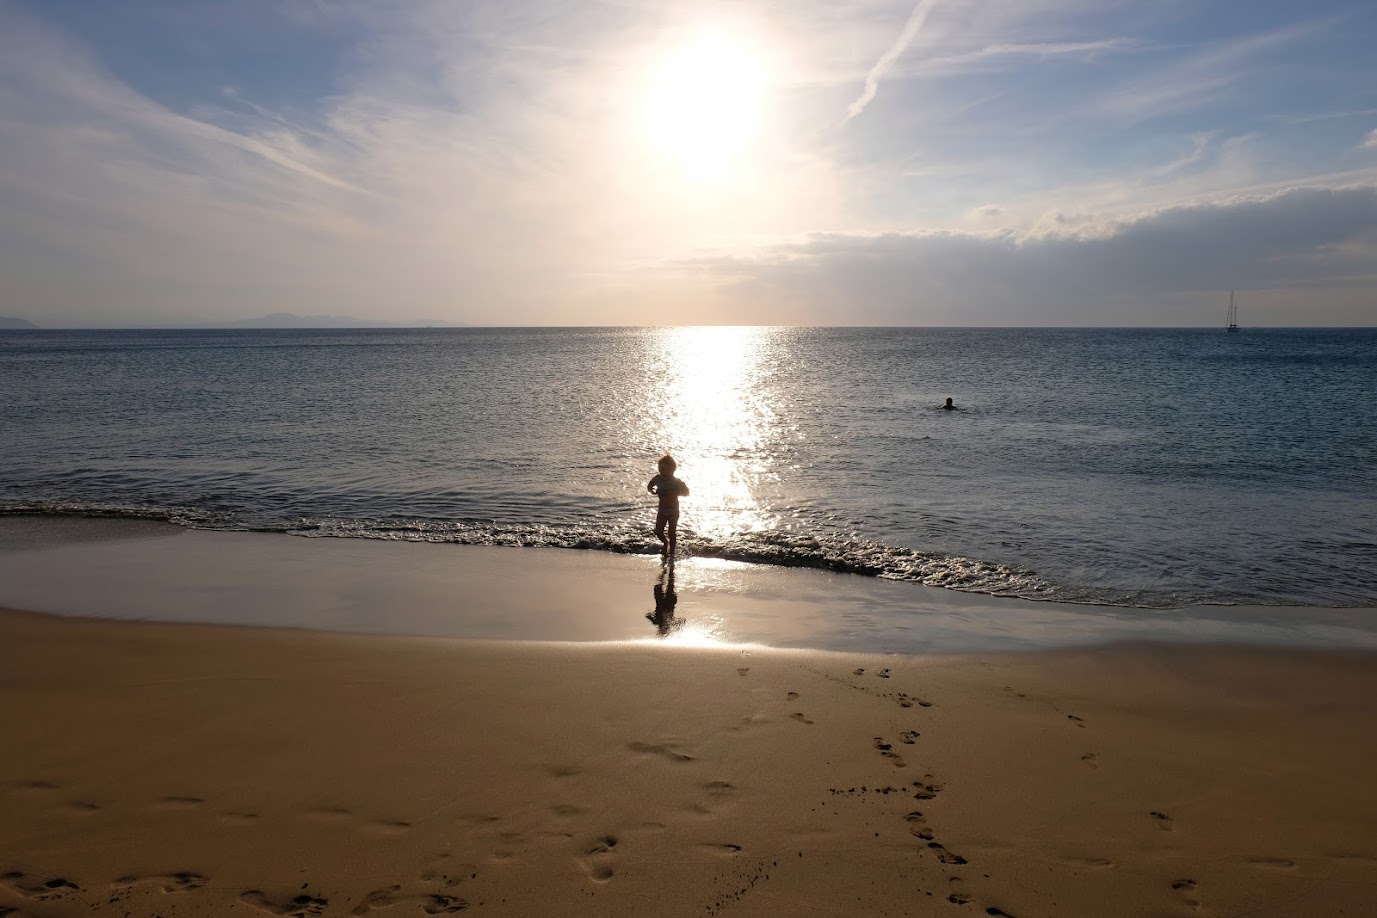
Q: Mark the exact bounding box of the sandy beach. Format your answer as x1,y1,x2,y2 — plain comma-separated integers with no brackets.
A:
4,601,1376,917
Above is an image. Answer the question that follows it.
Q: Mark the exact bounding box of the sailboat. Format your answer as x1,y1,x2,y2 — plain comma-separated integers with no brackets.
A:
1225,290,1240,333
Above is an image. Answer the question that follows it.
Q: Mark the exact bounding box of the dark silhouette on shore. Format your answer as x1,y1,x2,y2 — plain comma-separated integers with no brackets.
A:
647,454,690,555
647,562,683,636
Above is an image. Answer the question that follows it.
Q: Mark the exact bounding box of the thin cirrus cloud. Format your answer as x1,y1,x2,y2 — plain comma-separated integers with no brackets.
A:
0,0,1374,326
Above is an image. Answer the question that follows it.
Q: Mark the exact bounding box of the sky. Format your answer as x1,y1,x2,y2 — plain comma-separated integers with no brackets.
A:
1,0,1375,327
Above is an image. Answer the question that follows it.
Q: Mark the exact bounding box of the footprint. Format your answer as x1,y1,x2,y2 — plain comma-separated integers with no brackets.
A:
1081,753,1099,769
1246,857,1296,870
873,737,906,767
162,872,208,893
551,804,587,817
581,831,619,880
912,777,944,800
790,712,815,725
579,834,619,882
368,818,413,833
737,668,750,676
1150,811,1174,832
697,781,738,812
0,873,80,901
1064,856,1116,869
1067,714,1086,728
65,801,101,813
786,692,799,700
627,741,694,763
352,886,401,915
927,842,968,865
899,730,919,744
948,877,973,905
547,765,582,778
1171,878,1201,910
587,835,618,855
158,795,206,808
878,668,892,679
904,811,935,841
422,895,469,914
890,691,933,709
700,843,743,856
853,668,865,676
238,890,329,916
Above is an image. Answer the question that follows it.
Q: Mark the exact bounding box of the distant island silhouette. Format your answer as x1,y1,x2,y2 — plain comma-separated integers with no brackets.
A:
205,313,470,329
0,314,472,330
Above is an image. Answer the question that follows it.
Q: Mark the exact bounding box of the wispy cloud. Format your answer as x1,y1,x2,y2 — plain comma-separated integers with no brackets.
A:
1364,128,1377,150
1265,107,1377,125
1085,17,1336,125
927,37,1142,68
845,0,938,122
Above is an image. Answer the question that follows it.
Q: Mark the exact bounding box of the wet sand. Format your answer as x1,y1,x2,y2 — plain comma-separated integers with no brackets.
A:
3,607,1376,917
2,520,1374,653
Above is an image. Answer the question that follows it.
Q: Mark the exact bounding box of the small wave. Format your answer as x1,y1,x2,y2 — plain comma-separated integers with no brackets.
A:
0,499,1165,607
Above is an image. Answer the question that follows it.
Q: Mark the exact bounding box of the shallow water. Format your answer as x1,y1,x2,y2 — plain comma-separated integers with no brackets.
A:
3,521,1373,654
2,327,1374,608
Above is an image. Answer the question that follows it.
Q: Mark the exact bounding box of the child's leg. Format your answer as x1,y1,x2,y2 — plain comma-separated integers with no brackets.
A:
654,507,669,551
667,517,677,554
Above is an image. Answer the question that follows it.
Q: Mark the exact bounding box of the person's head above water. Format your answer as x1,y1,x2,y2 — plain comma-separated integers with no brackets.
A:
658,454,677,476
943,397,954,409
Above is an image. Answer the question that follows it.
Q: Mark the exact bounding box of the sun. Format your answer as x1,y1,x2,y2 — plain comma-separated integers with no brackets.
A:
641,33,768,184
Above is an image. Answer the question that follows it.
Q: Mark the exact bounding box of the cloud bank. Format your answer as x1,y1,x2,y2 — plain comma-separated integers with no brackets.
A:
689,186,1377,325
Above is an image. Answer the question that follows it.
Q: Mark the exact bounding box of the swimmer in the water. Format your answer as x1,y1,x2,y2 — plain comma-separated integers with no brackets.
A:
941,397,957,410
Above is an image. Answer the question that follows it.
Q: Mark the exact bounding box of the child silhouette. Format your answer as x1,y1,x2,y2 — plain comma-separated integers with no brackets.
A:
646,454,689,555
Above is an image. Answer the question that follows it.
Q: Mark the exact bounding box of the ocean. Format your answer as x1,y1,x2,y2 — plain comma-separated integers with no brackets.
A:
2,326,1374,610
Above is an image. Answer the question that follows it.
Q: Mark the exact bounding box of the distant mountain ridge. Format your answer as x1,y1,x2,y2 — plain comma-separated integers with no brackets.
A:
0,317,38,329
205,313,469,329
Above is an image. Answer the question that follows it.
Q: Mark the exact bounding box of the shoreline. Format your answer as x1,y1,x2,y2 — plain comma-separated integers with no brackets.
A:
6,503,1370,611
2,517,1375,654
3,608,1375,916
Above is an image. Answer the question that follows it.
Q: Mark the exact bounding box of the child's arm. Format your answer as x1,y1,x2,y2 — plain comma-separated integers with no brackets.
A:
678,480,689,497
647,476,659,494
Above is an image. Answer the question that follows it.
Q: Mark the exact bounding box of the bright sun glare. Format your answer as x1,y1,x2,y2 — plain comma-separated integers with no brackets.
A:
642,33,767,184
647,326,777,541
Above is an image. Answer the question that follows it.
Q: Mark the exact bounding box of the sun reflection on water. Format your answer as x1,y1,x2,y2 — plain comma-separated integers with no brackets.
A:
644,327,780,541
655,617,730,647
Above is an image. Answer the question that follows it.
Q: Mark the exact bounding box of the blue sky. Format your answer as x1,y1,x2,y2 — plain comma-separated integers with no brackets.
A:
1,0,1375,326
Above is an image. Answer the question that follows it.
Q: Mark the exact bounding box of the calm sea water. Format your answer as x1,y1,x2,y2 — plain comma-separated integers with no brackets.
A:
2,327,1374,608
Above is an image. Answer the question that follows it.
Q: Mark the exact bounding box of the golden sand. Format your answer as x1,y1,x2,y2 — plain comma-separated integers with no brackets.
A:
3,608,1375,917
